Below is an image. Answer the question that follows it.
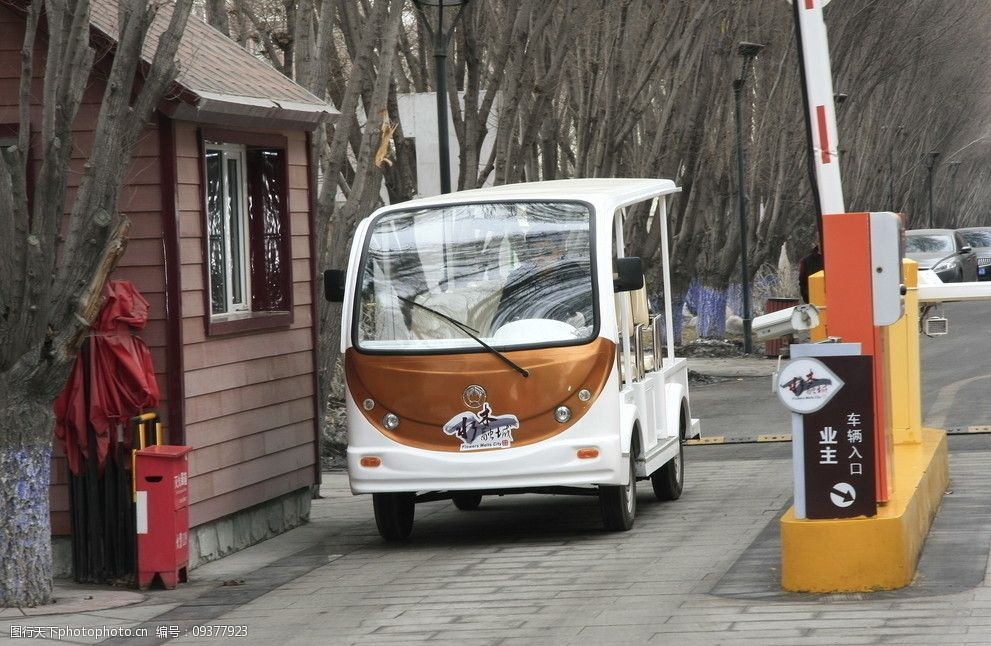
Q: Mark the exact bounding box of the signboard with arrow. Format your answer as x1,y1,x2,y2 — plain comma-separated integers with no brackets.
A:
796,355,877,519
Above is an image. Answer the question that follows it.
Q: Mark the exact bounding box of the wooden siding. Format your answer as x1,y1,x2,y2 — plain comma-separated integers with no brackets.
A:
2,6,318,537
174,121,316,528
0,4,171,536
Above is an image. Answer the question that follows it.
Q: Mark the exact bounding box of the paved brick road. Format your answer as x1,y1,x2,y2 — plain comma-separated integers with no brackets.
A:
6,438,991,645
176,439,991,645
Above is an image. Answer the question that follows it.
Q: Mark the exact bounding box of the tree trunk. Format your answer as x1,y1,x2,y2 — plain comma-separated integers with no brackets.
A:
0,0,191,608
204,0,230,36
692,282,729,339
0,389,54,607
315,0,403,447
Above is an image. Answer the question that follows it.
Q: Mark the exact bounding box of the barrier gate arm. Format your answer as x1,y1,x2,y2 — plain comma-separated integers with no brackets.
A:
917,281,991,303
791,0,845,218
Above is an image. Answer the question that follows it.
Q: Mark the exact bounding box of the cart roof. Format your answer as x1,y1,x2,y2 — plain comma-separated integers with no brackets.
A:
393,178,680,212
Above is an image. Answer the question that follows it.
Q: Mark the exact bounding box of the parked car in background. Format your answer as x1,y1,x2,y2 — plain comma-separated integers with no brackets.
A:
905,228,978,282
956,226,991,281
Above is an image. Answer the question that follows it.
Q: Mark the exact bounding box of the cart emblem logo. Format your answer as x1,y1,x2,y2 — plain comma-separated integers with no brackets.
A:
776,358,845,414
443,402,519,451
463,384,486,409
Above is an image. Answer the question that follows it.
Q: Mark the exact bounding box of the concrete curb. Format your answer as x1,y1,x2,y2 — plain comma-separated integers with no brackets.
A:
686,357,778,378
0,584,144,618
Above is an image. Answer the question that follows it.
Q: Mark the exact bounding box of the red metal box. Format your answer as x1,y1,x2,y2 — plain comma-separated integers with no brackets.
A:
135,445,192,589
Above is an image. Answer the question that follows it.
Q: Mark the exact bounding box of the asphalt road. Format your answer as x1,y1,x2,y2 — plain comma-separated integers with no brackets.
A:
920,298,991,430
689,375,788,442
690,297,991,442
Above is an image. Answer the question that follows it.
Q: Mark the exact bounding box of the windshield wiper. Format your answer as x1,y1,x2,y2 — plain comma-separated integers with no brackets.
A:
397,295,530,378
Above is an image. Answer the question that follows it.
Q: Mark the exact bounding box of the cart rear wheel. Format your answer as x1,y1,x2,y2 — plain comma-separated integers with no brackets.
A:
651,436,684,500
653,411,686,500
452,493,483,511
599,437,637,531
373,492,415,541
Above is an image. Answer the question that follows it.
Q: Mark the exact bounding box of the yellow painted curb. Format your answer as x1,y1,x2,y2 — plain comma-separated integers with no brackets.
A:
780,428,948,592
686,436,725,445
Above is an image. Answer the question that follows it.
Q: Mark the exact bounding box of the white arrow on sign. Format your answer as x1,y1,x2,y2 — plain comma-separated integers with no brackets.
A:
830,482,856,508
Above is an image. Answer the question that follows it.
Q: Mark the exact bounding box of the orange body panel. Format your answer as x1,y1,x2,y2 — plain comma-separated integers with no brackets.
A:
345,338,616,452
823,212,891,502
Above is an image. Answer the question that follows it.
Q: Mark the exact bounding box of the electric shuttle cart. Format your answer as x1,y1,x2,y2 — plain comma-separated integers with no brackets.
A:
325,178,701,540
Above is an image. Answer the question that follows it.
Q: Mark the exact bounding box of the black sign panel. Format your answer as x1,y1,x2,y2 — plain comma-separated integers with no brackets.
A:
802,355,876,519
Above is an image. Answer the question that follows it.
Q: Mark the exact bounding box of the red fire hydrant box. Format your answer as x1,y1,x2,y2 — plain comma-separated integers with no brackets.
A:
134,445,192,589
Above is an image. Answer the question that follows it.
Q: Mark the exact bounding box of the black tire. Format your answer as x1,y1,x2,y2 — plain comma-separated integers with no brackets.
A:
600,436,638,531
373,492,415,541
452,493,483,511
653,411,686,500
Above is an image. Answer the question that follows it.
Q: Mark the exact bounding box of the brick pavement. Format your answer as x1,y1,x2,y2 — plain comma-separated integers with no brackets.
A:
6,436,991,645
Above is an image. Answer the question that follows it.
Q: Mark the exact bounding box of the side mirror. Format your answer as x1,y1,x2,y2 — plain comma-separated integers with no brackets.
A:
614,257,644,292
324,269,346,302
960,245,973,254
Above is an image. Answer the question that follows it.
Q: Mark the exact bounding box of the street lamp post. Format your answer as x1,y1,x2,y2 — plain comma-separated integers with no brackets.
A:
412,0,470,195
947,160,961,227
733,41,764,355
885,125,904,210
925,151,940,228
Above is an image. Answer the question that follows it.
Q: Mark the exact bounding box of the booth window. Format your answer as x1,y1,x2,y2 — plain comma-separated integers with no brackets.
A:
202,130,292,334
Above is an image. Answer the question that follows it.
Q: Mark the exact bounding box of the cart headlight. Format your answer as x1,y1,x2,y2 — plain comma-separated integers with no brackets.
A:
382,413,400,430
554,406,572,423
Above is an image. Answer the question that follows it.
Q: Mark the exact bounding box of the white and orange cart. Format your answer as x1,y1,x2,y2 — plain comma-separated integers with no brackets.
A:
326,178,700,540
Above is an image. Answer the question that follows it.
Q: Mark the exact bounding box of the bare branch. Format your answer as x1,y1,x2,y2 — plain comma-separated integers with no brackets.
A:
204,0,230,36
49,0,193,359
233,0,283,70
317,0,392,225
18,0,39,158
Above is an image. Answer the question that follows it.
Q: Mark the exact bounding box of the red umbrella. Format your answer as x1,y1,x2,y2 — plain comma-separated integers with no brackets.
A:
54,280,160,475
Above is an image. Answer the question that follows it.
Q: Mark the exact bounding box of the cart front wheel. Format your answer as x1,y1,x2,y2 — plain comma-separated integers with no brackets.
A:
373,492,415,541
600,441,637,531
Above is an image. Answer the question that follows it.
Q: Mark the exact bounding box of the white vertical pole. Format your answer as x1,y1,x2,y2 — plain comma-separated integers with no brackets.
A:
794,0,845,215
658,197,676,363
616,209,634,385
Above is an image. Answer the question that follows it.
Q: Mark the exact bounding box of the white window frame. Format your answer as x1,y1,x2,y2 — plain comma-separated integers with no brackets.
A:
205,142,251,316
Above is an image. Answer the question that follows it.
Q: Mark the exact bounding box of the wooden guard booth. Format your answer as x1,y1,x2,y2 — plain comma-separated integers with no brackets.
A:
0,0,336,566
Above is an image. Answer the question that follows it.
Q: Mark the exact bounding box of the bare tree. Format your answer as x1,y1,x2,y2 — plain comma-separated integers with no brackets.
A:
314,0,405,441
433,0,991,339
204,0,230,35
219,0,991,449
0,0,193,607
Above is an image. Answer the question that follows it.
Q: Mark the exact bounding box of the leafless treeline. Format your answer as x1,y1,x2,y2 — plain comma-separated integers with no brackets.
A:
202,0,991,400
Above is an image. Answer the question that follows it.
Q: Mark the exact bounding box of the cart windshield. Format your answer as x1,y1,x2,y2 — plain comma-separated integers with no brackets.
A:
354,201,596,352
